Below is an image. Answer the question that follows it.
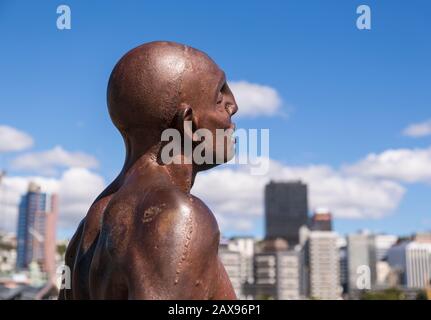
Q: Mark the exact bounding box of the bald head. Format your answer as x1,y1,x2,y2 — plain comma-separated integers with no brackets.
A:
107,41,221,136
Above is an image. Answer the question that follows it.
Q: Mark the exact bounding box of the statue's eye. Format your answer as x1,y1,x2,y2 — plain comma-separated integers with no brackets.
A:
217,83,227,104
216,91,223,104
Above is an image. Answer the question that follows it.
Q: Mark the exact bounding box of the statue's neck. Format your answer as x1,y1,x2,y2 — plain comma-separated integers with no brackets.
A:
121,139,197,194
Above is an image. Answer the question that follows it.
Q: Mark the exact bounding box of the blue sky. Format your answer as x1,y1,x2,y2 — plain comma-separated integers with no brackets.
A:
0,0,430,240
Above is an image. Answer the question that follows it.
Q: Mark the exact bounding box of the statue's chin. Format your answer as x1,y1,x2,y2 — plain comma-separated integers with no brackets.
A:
195,146,235,171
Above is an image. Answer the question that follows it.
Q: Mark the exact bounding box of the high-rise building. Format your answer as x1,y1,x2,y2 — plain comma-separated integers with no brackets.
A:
16,182,58,277
306,231,341,300
265,181,308,246
387,241,431,289
310,208,332,231
375,234,398,261
227,237,255,284
347,231,377,295
253,241,303,300
218,241,242,298
219,237,256,299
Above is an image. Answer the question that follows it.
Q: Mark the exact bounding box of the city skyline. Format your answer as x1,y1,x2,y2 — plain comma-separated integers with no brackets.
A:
1,178,430,300
0,0,430,240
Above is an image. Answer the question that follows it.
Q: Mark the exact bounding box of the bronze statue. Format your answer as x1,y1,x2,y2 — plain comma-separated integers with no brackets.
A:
59,41,238,299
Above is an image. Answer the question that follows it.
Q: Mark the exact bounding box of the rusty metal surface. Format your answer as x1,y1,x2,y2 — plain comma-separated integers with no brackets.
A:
59,41,238,300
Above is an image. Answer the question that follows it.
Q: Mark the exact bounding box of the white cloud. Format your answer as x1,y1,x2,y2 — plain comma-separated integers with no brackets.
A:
194,168,265,217
229,81,282,117
285,165,405,219
193,159,406,233
403,119,431,137
344,146,431,183
0,168,105,234
3,145,427,237
217,215,256,232
11,146,99,175
58,168,105,228
0,125,34,152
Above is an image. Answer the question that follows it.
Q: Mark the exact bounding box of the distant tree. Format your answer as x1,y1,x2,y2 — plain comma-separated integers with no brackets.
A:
256,294,274,300
0,240,15,251
416,290,428,300
360,288,405,300
57,243,67,257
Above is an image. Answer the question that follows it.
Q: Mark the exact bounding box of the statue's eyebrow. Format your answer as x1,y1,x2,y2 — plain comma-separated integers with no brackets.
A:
214,73,226,102
215,72,226,92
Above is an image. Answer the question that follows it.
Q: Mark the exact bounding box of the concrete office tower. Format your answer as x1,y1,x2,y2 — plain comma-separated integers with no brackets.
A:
265,181,308,246
387,241,431,289
219,240,242,298
227,237,255,284
347,231,377,295
254,242,303,300
375,234,398,261
310,208,332,231
16,182,58,277
306,231,341,300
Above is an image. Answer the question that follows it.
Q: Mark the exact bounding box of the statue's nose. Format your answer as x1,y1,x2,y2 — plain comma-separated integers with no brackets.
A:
230,101,238,116
226,95,238,117
224,85,238,116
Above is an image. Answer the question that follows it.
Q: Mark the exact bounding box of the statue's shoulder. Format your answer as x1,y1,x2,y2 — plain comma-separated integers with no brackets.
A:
130,186,220,249
114,187,223,299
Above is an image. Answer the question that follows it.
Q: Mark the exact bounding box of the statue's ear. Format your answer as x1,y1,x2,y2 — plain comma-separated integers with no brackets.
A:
176,103,197,140
181,104,193,123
